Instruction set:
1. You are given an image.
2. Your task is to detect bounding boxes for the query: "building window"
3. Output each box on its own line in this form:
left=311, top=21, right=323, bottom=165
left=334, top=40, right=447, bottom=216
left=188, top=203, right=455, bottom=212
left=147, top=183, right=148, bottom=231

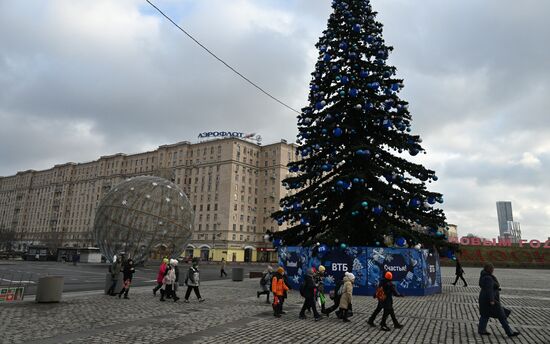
left=233, top=224, right=236, bottom=231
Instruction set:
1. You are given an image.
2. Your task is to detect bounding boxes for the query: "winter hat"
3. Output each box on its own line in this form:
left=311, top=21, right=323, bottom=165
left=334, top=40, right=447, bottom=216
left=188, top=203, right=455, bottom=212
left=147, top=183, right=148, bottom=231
left=347, top=273, right=355, bottom=281
left=385, top=272, right=393, bottom=280
left=267, top=265, right=273, bottom=272
left=162, top=258, right=169, bottom=264
left=277, top=267, right=285, bottom=274
left=170, top=259, right=178, bottom=266
left=318, top=265, right=326, bottom=272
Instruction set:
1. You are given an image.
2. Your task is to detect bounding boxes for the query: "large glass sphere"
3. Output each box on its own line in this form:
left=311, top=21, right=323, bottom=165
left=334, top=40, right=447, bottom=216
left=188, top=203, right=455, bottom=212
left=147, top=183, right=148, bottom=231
left=93, top=176, right=193, bottom=264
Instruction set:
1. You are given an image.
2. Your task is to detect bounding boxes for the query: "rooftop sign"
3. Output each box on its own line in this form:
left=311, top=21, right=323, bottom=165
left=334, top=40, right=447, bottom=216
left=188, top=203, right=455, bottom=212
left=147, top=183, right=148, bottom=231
left=197, top=131, right=262, bottom=144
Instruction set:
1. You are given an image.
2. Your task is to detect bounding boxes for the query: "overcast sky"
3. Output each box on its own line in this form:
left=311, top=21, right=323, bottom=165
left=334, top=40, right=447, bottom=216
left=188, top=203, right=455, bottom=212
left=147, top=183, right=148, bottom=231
left=1, top=0, right=549, bottom=240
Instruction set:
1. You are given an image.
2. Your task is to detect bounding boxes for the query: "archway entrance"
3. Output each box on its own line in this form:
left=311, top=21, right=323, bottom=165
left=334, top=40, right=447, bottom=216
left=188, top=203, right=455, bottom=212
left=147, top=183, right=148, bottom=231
left=200, top=247, right=210, bottom=261
left=244, top=248, right=253, bottom=263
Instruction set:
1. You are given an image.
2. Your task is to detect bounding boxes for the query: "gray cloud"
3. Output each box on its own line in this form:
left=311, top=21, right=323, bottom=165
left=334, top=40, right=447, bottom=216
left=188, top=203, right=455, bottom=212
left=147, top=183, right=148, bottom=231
left=1, top=0, right=549, bottom=240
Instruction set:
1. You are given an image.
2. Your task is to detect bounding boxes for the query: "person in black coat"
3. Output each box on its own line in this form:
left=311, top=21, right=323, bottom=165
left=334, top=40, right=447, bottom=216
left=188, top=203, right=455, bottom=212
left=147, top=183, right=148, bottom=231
left=299, top=268, right=321, bottom=320
left=478, top=263, right=520, bottom=337
left=452, top=258, right=468, bottom=287
left=367, top=272, right=404, bottom=331
left=118, top=258, right=135, bottom=299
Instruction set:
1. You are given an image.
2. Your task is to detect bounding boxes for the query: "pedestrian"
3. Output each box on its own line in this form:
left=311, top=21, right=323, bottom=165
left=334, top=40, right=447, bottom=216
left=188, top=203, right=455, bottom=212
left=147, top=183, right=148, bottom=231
left=107, top=254, right=122, bottom=296
left=184, top=258, right=205, bottom=303
left=118, top=258, right=135, bottom=299
left=257, top=265, right=272, bottom=303
left=322, top=275, right=344, bottom=318
left=161, top=259, right=180, bottom=302
left=452, top=258, right=468, bottom=287
left=220, top=257, right=227, bottom=278
left=338, top=272, right=355, bottom=322
left=153, top=257, right=169, bottom=297
left=315, top=265, right=327, bottom=313
left=72, top=252, right=79, bottom=266
left=271, top=267, right=289, bottom=317
left=478, top=263, right=520, bottom=337
left=367, top=272, right=404, bottom=331
left=299, top=268, right=321, bottom=321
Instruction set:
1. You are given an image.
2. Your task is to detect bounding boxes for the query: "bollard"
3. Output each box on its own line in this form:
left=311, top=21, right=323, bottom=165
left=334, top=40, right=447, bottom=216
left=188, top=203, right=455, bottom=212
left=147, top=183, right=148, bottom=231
left=232, top=267, right=244, bottom=281
left=35, top=276, right=64, bottom=303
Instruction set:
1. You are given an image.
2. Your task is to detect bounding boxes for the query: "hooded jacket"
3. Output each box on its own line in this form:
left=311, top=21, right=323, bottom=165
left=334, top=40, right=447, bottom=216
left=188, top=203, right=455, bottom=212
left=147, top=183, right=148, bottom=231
left=271, top=272, right=289, bottom=296
left=156, top=262, right=167, bottom=284
left=338, top=275, right=354, bottom=310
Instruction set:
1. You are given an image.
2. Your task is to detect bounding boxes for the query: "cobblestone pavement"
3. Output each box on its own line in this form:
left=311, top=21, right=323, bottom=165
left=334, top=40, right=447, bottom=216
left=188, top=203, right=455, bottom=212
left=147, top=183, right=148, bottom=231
left=0, top=267, right=548, bottom=344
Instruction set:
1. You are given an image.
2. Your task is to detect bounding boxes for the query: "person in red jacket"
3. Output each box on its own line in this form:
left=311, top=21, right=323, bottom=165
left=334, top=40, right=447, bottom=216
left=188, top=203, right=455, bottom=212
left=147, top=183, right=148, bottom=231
left=153, top=257, right=169, bottom=296
left=271, top=267, right=289, bottom=317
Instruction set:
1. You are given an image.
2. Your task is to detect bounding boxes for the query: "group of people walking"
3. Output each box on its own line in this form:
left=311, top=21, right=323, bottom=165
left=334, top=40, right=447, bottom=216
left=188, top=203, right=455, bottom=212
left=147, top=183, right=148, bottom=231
left=256, top=264, right=402, bottom=330
left=152, top=257, right=205, bottom=303
left=106, top=254, right=204, bottom=304
left=256, top=260, right=520, bottom=338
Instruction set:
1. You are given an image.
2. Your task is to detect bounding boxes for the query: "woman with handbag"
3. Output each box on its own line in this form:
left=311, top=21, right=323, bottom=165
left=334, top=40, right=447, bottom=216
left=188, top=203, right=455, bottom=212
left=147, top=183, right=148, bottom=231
left=478, top=263, right=519, bottom=337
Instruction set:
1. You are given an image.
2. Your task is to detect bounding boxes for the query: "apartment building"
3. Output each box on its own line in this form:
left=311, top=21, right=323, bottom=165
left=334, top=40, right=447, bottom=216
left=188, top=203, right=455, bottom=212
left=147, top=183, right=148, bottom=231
left=0, top=137, right=297, bottom=262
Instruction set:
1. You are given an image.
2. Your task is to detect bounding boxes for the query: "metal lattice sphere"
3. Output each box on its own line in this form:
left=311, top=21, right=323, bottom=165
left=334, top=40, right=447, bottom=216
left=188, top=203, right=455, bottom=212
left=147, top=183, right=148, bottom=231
left=93, top=176, right=193, bottom=264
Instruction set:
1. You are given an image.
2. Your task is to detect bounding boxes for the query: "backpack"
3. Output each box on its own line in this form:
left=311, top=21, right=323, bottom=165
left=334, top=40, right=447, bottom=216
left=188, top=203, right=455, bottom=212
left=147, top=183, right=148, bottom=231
left=375, top=285, right=386, bottom=302
left=337, top=284, right=345, bottom=296
left=260, top=273, right=268, bottom=286
left=299, top=281, right=306, bottom=297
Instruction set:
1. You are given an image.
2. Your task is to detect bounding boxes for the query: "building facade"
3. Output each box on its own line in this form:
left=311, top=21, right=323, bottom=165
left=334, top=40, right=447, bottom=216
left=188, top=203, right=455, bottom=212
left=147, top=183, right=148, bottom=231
left=496, top=201, right=521, bottom=243
left=0, top=137, right=297, bottom=262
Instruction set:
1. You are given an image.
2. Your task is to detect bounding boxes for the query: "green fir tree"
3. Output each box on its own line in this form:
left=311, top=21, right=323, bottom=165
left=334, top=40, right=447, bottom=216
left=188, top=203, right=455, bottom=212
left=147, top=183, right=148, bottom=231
left=272, top=0, right=451, bottom=250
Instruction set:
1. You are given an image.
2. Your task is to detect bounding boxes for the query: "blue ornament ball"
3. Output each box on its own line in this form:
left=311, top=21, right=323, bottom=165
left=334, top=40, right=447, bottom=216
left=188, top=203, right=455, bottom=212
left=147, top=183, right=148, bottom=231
left=336, top=180, right=345, bottom=188
left=396, top=237, right=406, bottom=247
left=361, top=201, right=369, bottom=207
left=333, top=127, right=343, bottom=137
left=323, top=53, right=331, bottom=62
left=341, top=76, right=349, bottom=84
left=391, top=83, right=400, bottom=91
left=352, top=178, right=359, bottom=184
left=340, top=243, right=347, bottom=249
left=360, top=70, right=369, bottom=78
left=349, top=88, right=358, bottom=97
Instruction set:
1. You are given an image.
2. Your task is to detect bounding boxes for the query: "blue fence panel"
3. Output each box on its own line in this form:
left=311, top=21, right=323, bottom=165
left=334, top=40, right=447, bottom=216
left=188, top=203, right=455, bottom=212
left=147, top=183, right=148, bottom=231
left=278, top=246, right=441, bottom=296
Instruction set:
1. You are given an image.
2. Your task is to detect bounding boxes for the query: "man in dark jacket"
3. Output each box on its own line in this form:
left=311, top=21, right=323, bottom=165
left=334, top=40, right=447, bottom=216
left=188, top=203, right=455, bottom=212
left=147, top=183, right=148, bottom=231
left=452, top=258, right=467, bottom=287
left=299, top=268, right=321, bottom=320
left=368, top=272, right=404, bottom=331
left=478, top=263, right=520, bottom=337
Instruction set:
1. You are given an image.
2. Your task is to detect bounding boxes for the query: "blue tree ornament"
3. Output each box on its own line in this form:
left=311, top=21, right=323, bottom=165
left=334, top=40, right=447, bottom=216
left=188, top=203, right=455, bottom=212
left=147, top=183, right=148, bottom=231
left=396, top=237, right=406, bottom=247
left=341, top=76, right=350, bottom=84
left=349, top=88, right=359, bottom=97
left=391, top=83, right=400, bottom=91
left=361, top=201, right=369, bottom=207
left=333, top=127, right=343, bottom=137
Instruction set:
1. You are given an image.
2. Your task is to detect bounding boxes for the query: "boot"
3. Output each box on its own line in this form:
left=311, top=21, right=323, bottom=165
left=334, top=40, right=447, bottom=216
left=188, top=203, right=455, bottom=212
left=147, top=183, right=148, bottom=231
left=342, top=309, right=350, bottom=322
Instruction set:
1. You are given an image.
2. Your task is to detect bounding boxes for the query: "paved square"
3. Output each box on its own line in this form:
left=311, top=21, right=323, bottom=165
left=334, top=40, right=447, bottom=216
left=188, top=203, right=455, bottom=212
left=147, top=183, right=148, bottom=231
left=0, top=267, right=548, bottom=343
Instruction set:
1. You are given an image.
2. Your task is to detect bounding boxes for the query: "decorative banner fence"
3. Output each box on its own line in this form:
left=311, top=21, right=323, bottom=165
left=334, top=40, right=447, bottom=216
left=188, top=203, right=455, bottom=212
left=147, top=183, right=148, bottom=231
left=278, top=246, right=441, bottom=296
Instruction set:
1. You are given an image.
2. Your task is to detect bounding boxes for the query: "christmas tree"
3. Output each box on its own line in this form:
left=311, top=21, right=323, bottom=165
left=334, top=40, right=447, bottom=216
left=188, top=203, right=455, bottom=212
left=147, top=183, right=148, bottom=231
left=272, top=0, right=451, bottom=250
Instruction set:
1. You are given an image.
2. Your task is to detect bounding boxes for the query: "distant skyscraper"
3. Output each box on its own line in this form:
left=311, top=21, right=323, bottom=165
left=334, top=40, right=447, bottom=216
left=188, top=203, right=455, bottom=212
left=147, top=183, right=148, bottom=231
left=496, top=201, right=521, bottom=243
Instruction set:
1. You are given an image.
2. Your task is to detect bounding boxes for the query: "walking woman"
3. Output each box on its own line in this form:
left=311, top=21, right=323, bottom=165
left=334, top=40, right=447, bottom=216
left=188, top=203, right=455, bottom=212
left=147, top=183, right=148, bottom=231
left=452, top=258, right=468, bottom=287
left=478, top=263, right=520, bottom=337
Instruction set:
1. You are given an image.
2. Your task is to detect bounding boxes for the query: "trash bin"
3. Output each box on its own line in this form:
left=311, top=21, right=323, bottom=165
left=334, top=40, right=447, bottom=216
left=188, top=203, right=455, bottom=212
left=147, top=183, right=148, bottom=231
left=104, top=273, right=124, bottom=295
left=35, top=276, right=64, bottom=303
left=232, top=267, right=244, bottom=281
